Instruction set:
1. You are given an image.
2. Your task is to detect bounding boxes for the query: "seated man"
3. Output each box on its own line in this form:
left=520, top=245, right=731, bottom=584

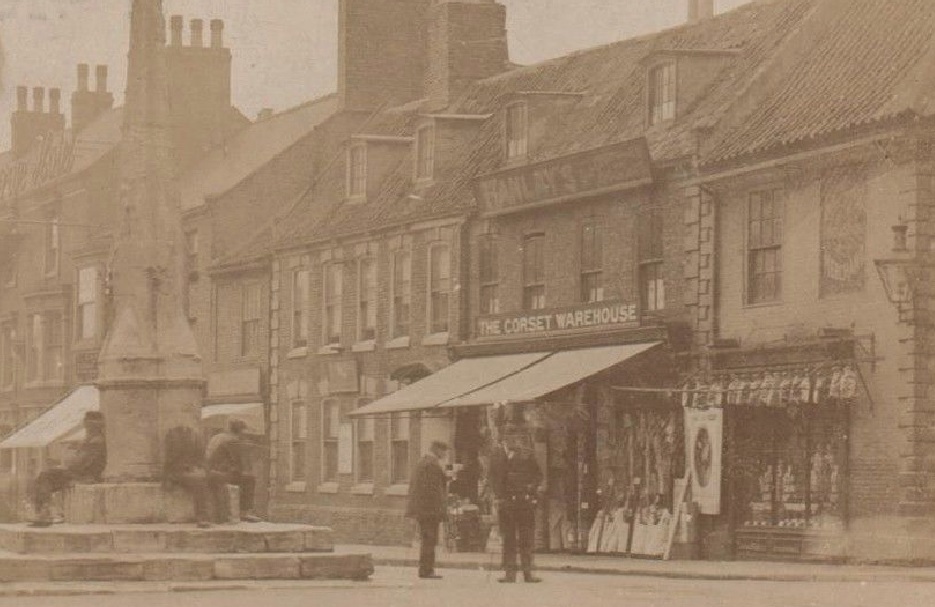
left=30, top=411, right=107, bottom=527
left=163, top=425, right=226, bottom=528
left=206, top=419, right=262, bottom=523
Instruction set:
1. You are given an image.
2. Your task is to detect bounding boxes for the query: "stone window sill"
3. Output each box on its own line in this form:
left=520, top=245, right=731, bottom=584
left=384, top=484, right=410, bottom=497
left=351, top=483, right=375, bottom=495
left=287, top=346, right=308, bottom=359
left=422, top=332, right=449, bottom=347
left=386, top=336, right=411, bottom=350
left=351, top=340, right=376, bottom=353
left=317, top=345, right=343, bottom=356
left=284, top=481, right=307, bottom=494
left=317, top=482, right=339, bottom=494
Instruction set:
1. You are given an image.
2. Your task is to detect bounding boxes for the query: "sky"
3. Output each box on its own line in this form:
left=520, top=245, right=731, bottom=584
left=0, top=0, right=753, bottom=146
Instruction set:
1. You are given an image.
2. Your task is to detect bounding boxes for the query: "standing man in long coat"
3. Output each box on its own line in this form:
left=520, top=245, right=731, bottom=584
left=490, top=432, right=543, bottom=583
left=406, top=440, right=449, bottom=579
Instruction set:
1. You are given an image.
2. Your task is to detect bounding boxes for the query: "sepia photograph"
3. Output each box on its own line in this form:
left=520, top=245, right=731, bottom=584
left=0, top=0, right=934, bottom=604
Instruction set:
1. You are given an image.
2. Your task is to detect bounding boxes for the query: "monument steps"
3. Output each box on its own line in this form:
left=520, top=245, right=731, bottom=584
left=0, top=551, right=373, bottom=583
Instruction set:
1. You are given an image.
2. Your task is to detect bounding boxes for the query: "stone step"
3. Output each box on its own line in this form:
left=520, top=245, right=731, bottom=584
left=0, top=523, right=333, bottom=555
left=0, top=551, right=373, bottom=583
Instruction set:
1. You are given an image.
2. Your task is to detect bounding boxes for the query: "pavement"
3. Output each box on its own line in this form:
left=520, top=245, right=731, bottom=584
left=338, top=543, right=935, bottom=584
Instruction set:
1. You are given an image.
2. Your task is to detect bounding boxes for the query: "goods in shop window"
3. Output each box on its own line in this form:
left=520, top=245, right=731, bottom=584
left=681, top=380, right=694, bottom=408
left=759, top=372, right=778, bottom=406
left=746, top=375, right=761, bottom=406
left=708, top=377, right=724, bottom=407
left=726, top=375, right=742, bottom=405
left=792, top=371, right=811, bottom=404
left=811, top=373, right=829, bottom=404
left=778, top=372, right=794, bottom=405
left=839, top=365, right=858, bottom=399
left=829, top=365, right=843, bottom=399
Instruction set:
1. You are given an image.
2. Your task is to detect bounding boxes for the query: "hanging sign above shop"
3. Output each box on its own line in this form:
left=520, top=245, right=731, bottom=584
left=477, top=302, right=639, bottom=338
left=474, top=138, right=652, bottom=216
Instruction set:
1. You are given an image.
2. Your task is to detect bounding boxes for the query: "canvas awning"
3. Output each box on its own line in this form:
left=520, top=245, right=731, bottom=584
left=349, top=352, right=551, bottom=416
left=201, top=402, right=264, bottom=434
left=440, top=342, right=661, bottom=408
left=350, top=342, right=661, bottom=416
left=0, top=385, right=99, bottom=449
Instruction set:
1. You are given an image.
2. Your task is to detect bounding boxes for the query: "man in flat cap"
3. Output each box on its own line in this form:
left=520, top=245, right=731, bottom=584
left=29, top=410, right=107, bottom=527
left=206, top=419, right=262, bottom=523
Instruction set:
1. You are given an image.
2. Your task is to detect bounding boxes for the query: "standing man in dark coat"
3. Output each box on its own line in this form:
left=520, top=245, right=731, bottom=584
left=490, top=432, right=543, bottom=583
left=406, top=440, right=449, bottom=579
left=206, top=419, right=262, bottom=523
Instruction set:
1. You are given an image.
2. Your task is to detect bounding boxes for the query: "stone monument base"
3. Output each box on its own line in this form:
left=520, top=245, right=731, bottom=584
left=65, top=482, right=240, bottom=525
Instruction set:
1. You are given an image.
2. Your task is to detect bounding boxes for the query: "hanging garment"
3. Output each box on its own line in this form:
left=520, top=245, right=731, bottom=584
left=587, top=510, right=605, bottom=553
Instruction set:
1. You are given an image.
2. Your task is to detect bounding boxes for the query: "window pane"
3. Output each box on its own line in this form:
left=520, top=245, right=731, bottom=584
left=480, top=284, right=500, bottom=315
left=393, top=251, right=411, bottom=337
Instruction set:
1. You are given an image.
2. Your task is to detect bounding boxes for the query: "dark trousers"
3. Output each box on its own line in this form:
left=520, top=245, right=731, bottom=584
left=33, top=468, right=74, bottom=513
left=169, top=470, right=227, bottom=523
left=499, top=505, right=536, bottom=577
left=211, top=471, right=256, bottom=518
left=417, top=517, right=441, bottom=576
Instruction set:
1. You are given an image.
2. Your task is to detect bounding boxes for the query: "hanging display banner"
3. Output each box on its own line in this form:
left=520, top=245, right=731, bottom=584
left=684, top=408, right=723, bottom=515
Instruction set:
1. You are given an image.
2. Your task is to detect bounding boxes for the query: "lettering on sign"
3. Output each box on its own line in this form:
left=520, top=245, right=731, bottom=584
left=477, top=303, right=638, bottom=338
left=475, top=139, right=652, bottom=215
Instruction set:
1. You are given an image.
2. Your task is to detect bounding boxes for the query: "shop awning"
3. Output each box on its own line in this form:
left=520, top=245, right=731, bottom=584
left=440, top=342, right=661, bottom=408
left=0, top=385, right=99, bottom=449
left=201, top=402, right=264, bottom=434
left=349, top=352, right=552, bottom=417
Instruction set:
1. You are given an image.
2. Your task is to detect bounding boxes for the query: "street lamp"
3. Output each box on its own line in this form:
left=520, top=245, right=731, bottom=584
left=874, top=224, right=934, bottom=323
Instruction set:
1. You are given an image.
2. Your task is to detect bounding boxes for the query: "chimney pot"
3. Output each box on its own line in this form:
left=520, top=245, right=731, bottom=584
left=170, top=15, right=183, bottom=46
left=16, top=86, right=28, bottom=111
left=688, top=0, right=715, bottom=23
left=95, top=65, right=108, bottom=93
left=49, top=88, right=62, bottom=114
left=190, top=19, right=204, bottom=47
left=33, top=87, right=45, bottom=113
left=210, top=19, right=224, bottom=48
left=77, top=64, right=90, bottom=92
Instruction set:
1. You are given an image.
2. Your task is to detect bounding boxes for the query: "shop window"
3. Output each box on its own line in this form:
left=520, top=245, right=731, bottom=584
left=356, top=399, right=374, bottom=483
left=415, top=125, right=435, bottom=180
left=580, top=221, right=604, bottom=303
left=347, top=144, right=367, bottom=199
left=44, top=213, right=60, bottom=276
left=1, top=322, right=14, bottom=390
left=240, top=282, right=262, bottom=357
left=290, top=401, right=308, bottom=483
left=522, top=233, right=546, bottom=311
left=391, top=249, right=412, bottom=338
left=358, top=257, right=377, bottom=342
left=639, top=209, right=665, bottom=312
left=292, top=269, right=309, bottom=349
left=479, top=234, right=500, bottom=315
left=322, top=262, right=344, bottom=346
left=428, top=243, right=451, bottom=334
left=648, top=62, right=676, bottom=125
left=505, top=102, right=528, bottom=160
left=747, top=190, right=783, bottom=304
left=322, top=399, right=340, bottom=483
left=76, top=266, right=99, bottom=341
left=390, top=412, right=411, bottom=484
left=26, top=311, right=63, bottom=384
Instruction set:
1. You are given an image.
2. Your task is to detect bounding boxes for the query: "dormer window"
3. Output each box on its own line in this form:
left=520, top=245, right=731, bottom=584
left=648, top=62, right=676, bottom=125
left=415, top=125, right=435, bottom=181
left=347, top=144, right=367, bottom=198
left=505, top=102, right=528, bottom=160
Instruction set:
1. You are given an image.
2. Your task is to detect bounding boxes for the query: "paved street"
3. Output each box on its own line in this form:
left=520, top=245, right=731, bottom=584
left=1, top=567, right=933, bottom=607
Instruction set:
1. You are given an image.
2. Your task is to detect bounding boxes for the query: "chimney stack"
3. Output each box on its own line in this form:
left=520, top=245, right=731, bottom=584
left=170, top=15, right=183, bottom=46
left=96, top=65, right=108, bottom=94
left=210, top=19, right=224, bottom=49
left=688, top=0, right=715, bottom=23
left=77, top=64, right=90, bottom=93
left=16, top=86, right=28, bottom=112
left=48, top=88, right=62, bottom=115
left=72, top=63, right=115, bottom=135
left=190, top=19, right=204, bottom=47
left=33, top=87, right=45, bottom=113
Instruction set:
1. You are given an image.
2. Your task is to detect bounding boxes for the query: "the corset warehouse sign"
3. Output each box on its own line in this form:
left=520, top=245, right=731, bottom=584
left=477, top=303, right=638, bottom=338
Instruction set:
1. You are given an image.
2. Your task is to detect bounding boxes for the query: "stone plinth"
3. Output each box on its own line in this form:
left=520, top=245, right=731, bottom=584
left=65, top=483, right=239, bottom=525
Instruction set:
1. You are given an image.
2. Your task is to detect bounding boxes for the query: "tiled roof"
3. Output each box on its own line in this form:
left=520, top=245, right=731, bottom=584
left=704, top=0, right=935, bottom=165
left=179, top=94, right=339, bottom=211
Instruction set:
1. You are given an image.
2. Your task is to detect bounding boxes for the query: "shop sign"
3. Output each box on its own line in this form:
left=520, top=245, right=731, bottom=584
left=477, top=302, right=638, bottom=338
left=685, top=408, right=723, bottom=515
left=474, top=138, right=652, bottom=215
